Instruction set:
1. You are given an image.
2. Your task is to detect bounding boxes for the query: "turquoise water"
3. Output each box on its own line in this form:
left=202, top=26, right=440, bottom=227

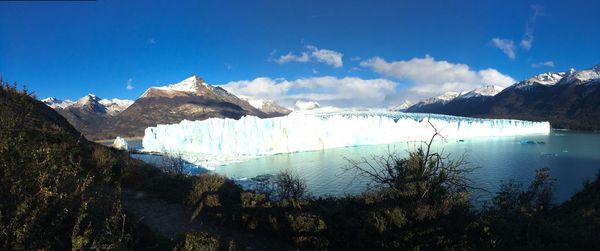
left=211, top=130, right=600, bottom=203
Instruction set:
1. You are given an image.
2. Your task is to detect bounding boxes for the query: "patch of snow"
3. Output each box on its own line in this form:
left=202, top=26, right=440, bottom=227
left=388, top=100, right=413, bottom=111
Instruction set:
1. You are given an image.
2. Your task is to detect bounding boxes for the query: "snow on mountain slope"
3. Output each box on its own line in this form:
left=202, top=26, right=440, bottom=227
left=509, top=72, right=567, bottom=90
left=142, top=112, right=550, bottom=168
left=137, top=75, right=267, bottom=117
left=42, top=97, right=75, bottom=109
left=457, top=85, right=503, bottom=99
left=42, top=94, right=133, bottom=116
left=140, top=75, right=211, bottom=98
left=99, top=98, right=134, bottom=116
left=558, top=65, right=600, bottom=85
left=237, top=95, right=292, bottom=116
left=412, top=92, right=462, bottom=108
left=388, top=100, right=413, bottom=111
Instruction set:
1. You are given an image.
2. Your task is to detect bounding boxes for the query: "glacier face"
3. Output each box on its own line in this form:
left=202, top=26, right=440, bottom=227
left=142, top=111, right=551, bottom=168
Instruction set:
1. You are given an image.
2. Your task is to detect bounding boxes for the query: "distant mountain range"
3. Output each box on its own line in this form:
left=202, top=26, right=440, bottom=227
left=42, top=75, right=291, bottom=140
left=406, top=64, right=600, bottom=130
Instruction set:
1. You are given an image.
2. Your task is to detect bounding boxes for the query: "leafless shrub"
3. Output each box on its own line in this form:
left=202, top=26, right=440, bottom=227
left=265, top=170, right=308, bottom=201
left=345, top=119, right=479, bottom=201
left=156, top=152, right=186, bottom=175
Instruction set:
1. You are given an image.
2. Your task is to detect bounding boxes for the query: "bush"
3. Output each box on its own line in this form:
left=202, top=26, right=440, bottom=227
left=269, top=170, right=308, bottom=201
left=157, top=152, right=186, bottom=175
left=0, top=82, right=130, bottom=249
left=482, top=168, right=558, bottom=249
left=174, top=231, right=220, bottom=251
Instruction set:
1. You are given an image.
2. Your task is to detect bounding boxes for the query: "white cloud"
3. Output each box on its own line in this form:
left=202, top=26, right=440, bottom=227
left=532, top=61, right=555, bottom=68
left=520, top=34, right=533, bottom=51
left=490, top=38, right=516, bottom=60
left=478, top=69, right=518, bottom=86
left=220, top=77, right=292, bottom=99
left=147, top=38, right=156, bottom=44
left=520, top=5, right=543, bottom=50
left=273, top=52, right=310, bottom=64
left=126, top=78, right=134, bottom=90
left=306, top=45, right=343, bottom=68
left=360, top=55, right=516, bottom=96
left=270, top=45, right=343, bottom=68
left=219, top=76, right=395, bottom=107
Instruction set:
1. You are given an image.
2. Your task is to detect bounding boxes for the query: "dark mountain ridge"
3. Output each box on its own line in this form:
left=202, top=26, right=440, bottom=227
left=406, top=64, right=600, bottom=131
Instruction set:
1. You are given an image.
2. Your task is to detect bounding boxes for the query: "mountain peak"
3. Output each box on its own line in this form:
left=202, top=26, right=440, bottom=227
left=458, top=85, right=503, bottom=99
left=76, top=93, right=101, bottom=106
left=42, top=97, right=75, bottom=109
left=42, top=97, right=59, bottom=103
left=141, top=75, right=211, bottom=98
left=557, top=65, right=600, bottom=85
left=388, top=100, right=413, bottom=111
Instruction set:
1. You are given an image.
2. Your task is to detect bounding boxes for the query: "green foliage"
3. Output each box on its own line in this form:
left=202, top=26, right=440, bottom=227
left=0, top=82, right=130, bottom=249
left=174, top=231, right=221, bottom=251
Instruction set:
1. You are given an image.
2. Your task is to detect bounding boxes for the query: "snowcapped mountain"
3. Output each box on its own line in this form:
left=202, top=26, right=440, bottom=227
left=388, top=100, right=413, bottom=111
left=41, top=93, right=133, bottom=138
left=100, top=75, right=277, bottom=139
left=410, top=85, right=502, bottom=111
left=42, top=97, right=74, bottom=109
left=43, top=94, right=133, bottom=115
left=39, top=75, right=291, bottom=139
left=407, top=84, right=507, bottom=114
left=508, top=72, right=567, bottom=91
left=406, top=63, right=600, bottom=130
left=407, top=92, right=462, bottom=112
left=140, top=75, right=209, bottom=98
left=457, top=85, right=503, bottom=99
left=98, top=98, right=134, bottom=116
left=238, top=96, right=292, bottom=117
left=424, top=92, right=462, bottom=104
left=557, top=64, right=600, bottom=85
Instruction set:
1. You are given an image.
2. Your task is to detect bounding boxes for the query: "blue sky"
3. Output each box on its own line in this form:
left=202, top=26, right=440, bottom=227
left=1, top=0, right=599, bottom=106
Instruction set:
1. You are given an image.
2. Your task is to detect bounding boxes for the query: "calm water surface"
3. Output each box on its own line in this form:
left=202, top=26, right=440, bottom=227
left=122, top=131, right=600, bottom=203
left=210, top=130, right=600, bottom=203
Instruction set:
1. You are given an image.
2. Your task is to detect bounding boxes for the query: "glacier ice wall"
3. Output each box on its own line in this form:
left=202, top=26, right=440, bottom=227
left=142, top=111, right=550, bottom=168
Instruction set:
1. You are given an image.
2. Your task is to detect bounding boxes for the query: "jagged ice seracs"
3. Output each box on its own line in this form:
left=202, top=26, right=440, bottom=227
left=142, top=111, right=551, bottom=169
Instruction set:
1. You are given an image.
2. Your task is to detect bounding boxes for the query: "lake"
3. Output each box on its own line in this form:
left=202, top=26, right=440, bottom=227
left=122, top=130, right=600, bottom=204
left=212, top=130, right=600, bottom=203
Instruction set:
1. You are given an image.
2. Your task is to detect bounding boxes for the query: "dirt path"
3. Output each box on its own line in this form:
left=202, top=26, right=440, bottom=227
left=121, top=189, right=292, bottom=250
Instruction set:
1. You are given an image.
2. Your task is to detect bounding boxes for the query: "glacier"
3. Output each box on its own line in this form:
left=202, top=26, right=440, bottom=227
left=142, top=110, right=551, bottom=169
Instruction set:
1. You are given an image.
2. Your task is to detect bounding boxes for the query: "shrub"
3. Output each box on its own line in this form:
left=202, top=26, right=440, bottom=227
left=174, top=231, right=220, bottom=251
left=157, top=152, right=186, bottom=175
left=270, top=170, right=308, bottom=201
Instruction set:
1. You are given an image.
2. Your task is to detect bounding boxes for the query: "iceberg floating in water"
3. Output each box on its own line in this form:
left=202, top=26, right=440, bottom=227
left=142, top=111, right=551, bottom=168
left=112, top=136, right=129, bottom=150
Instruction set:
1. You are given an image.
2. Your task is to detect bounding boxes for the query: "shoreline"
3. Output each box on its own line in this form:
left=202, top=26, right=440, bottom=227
left=94, top=136, right=144, bottom=143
